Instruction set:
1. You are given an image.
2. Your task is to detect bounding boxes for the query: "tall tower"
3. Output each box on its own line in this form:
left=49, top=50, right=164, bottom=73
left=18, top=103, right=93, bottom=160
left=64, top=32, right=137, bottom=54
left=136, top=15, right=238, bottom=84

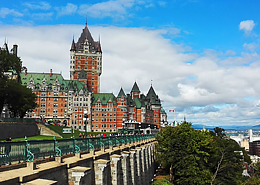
left=70, top=23, right=102, bottom=93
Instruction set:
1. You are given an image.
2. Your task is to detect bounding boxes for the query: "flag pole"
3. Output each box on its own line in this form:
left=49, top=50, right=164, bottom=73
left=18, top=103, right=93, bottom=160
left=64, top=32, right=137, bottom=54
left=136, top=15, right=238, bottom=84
left=174, top=110, right=176, bottom=126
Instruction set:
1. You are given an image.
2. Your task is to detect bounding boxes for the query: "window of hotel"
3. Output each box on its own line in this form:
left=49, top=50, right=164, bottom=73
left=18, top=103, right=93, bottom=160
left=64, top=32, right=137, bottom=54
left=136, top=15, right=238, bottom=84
left=41, top=103, right=45, bottom=107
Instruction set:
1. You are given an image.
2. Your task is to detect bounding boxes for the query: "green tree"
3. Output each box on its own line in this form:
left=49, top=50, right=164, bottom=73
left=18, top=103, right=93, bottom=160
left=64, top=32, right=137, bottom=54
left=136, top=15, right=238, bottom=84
left=0, top=49, right=37, bottom=117
left=155, top=122, right=214, bottom=185
left=155, top=123, right=247, bottom=185
left=210, top=128, right=248, bottom=185
left=244, top=162, right=260, bottom=185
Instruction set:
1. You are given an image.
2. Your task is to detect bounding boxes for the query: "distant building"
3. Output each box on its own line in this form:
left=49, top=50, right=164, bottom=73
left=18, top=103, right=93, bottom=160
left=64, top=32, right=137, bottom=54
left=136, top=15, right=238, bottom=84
left=249, top=140, right=260, bottom=156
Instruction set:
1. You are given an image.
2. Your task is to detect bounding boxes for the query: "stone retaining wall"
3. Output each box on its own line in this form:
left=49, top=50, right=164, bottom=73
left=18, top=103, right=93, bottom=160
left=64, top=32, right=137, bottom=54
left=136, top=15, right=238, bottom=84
left=0, top=122, right=39, bottom=140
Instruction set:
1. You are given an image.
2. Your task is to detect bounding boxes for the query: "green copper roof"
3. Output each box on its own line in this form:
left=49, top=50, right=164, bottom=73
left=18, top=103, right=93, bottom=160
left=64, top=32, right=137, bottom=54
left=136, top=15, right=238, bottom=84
left=92, top=93, right=117, bottom=105
left=133, top=97, right=142, bottom=108
left=160, top=108, right=166, bottom=114
left=131, top=82, right=140, bottom=93
left=117, top=87, right=126, bottom=98
left=20, top=72, right=88, bottom=92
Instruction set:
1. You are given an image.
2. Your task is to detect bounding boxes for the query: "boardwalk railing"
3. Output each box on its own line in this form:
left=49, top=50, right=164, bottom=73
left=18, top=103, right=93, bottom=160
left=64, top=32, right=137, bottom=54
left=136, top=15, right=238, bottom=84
left=0, top=134, right=155, bottom=165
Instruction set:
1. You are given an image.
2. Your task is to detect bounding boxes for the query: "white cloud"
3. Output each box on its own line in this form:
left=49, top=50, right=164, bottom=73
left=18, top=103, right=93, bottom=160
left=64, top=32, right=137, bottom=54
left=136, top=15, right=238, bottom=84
left=1, top=24, right=260, bottom=126
left=158, top=1, right=166, bottom=6
left=243, top=42, right=259, bottom=52
left=239, top=20, right=255, bottom=34
left=56, top=3, right=77, bottom=16
left=23, top=2, right=51, bottom=11
left=79, top=0, right=134, bottom=19
left=31, top=12, right=53, bottom=20
left=145, top=3, right=155, bottom=8
left=0, top=8, right=23, bottom=18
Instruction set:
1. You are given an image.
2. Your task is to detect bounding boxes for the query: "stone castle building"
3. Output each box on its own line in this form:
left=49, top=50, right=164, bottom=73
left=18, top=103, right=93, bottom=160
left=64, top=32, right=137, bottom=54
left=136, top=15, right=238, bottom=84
left=12, top=23, right=167, bottom=132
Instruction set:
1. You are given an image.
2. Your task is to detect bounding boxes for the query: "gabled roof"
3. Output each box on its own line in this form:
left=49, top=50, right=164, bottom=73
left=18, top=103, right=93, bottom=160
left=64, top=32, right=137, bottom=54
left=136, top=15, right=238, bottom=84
left=131, top=82, right=140, bottom=93
left=117, top=87, right=126, bottom=98
left=92, top=93, right=117, bottom=105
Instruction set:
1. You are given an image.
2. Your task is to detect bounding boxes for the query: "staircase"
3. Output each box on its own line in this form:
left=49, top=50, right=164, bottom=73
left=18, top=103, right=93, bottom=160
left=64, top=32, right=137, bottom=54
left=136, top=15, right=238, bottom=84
left=37, top=124, right=62, bottom=138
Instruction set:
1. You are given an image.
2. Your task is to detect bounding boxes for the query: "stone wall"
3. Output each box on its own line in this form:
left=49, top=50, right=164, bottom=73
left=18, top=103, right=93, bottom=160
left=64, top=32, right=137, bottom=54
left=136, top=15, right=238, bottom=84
left=0, top=122, right=39, bottom=140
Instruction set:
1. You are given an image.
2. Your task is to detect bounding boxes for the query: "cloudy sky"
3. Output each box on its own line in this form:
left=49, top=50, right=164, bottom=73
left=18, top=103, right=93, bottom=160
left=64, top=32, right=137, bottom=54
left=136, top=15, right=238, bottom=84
left=1, top=0, right=260, bottom=127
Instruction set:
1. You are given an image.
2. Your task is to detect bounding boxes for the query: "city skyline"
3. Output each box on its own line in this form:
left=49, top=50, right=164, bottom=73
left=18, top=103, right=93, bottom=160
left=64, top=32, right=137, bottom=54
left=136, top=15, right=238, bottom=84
left=1, top=0, right=260, bottom=126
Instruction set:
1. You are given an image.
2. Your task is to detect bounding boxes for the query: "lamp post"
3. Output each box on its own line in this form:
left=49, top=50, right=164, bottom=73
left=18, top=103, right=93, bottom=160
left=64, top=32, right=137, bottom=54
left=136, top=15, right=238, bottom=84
left=138, top=122, right=141, bottom=135
left=122, top=118, right=125, bottom=135
left=83, top=110, right=88, bottom=138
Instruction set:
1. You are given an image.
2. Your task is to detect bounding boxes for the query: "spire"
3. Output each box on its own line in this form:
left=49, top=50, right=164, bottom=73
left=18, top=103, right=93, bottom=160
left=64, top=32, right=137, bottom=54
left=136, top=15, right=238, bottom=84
left=70, top=37, right=76, bottom=51
left=147, top=85, right=157, bottom=98
left=117, top=87, right=126, bottom=98
left=97, top=34, right=102, bottom=53
left=131, top=82, right=140, bottom=93
left=86, top=15, right=87, bottom=25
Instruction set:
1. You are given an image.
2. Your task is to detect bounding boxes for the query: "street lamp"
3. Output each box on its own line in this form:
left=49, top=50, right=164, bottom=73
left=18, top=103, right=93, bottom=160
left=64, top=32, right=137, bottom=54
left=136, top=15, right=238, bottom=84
left=83, top=111, right=88, bottom=138
left=122, top=118, right=125, bottom=135
left=138, top=122, right=141, bottom=135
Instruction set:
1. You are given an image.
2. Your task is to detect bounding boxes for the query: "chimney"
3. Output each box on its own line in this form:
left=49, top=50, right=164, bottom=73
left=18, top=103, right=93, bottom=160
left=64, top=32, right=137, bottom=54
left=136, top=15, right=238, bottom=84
left=13, top=45, right=18, bottom=56
left=25, top=68, right=27, bottom=76
left=50, top=69, right=53, bottom=77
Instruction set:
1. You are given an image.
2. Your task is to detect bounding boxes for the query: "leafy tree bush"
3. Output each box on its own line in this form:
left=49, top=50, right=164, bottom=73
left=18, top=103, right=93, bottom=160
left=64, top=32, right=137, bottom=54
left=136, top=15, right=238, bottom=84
left=155, top=122, right=248, bottom=185
left=0, top=49, right=37, bottom=117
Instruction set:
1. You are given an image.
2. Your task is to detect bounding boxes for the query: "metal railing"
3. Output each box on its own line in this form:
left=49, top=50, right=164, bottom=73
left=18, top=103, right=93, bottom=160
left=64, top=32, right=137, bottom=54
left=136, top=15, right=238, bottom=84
left=0, top=134, right=155, bottom=165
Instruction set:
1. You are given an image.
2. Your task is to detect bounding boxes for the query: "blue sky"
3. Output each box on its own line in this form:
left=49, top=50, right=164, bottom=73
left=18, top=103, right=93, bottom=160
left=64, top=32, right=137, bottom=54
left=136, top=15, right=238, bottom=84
left=1, top=0, right=260, bottom=127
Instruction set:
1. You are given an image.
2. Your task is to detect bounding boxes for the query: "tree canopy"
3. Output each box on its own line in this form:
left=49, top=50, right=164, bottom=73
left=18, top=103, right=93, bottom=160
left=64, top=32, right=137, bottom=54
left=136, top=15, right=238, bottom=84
left=0, top=49, right=37, bottom=118
left=155, top=122, right=250, bottom=185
